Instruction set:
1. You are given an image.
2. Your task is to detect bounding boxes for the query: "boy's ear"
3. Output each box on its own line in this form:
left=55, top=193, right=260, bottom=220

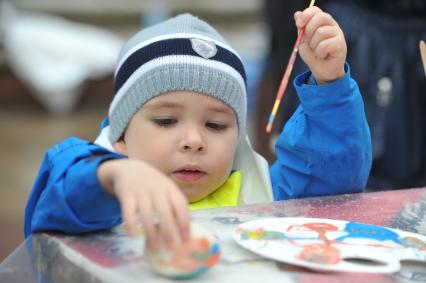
left=114, top=140, right=128, bottom=155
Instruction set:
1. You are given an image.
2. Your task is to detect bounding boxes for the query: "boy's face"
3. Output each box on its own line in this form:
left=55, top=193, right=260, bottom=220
left=114, top=91, right=239, bottom=202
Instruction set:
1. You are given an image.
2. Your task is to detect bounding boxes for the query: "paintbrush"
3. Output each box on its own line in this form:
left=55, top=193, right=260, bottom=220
left=420, top=40, right=426, bottom=78
left=266, top=0, right=316, bottom=133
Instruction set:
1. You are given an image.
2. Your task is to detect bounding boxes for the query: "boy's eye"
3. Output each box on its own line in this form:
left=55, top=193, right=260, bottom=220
left=206, top=122, right=227, bottom=131
left=153, top=118, right=177, bottom=127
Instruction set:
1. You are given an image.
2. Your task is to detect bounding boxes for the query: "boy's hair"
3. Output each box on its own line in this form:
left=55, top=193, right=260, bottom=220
left=107, top=13, right=248, bottom=143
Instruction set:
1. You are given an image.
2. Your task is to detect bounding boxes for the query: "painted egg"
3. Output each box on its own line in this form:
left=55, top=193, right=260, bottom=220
left=144, top=222, right=221, bottom=279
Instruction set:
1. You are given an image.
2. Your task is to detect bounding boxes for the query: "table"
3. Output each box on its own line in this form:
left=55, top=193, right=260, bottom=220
left=2, top=188, right=426, bottom=282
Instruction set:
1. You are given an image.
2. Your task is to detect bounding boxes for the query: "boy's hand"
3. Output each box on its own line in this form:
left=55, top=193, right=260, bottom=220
left=98, top=159, right=190, bottom=251
left=295, top=6, right=347, bottom=84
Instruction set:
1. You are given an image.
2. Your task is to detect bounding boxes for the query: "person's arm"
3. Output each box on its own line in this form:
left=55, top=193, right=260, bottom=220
left=270, top=6, right=372, bottom=199
left=25, top=136, right=191, bottom=251
left=24, top=137, right=124, bottom=238
left=270, top=65, right=372, bottom=199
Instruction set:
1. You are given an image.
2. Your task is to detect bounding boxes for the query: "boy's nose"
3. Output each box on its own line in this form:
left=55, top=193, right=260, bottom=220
left=179, top=127, right=206, bottom=154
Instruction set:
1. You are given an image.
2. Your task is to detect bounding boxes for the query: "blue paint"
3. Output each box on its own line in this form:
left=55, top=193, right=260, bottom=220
left=335, top=222, right=402, bottom=245
left=268, top=114, right=276, bottom=125
left=210, top=243, right=220, bottom=255
left=172, top=266, right=209, bottom=279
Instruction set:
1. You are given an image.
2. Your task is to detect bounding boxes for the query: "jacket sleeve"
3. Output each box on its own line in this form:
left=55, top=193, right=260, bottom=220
left=270, top=64, right=372, bottom=200
left=24, top=137, right=125, bottom=238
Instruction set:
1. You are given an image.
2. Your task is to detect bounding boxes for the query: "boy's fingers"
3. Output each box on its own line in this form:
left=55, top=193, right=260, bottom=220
left=294, top=6, right=322, bottom=29
left=138, top=197, right=159, bottom=251
left=314, top=36, right=345, bottom=59
left=121, top=196, right=137, bottom=238
left=304, top=12, right=336, bottom=43
left=154, top=193, right=177, bottom=250
left=309, top=25, right=338, bottom=52
left=171, top=192, right=190, bottom=242
left=294, top=11, right=302, bottom=26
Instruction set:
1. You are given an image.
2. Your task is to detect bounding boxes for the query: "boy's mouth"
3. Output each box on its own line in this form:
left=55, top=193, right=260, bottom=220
left=172, top=167, right=206, bottom=182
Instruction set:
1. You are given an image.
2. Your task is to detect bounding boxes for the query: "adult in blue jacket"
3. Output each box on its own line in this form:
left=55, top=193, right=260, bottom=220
left=25, top=8, right=372, bottom=250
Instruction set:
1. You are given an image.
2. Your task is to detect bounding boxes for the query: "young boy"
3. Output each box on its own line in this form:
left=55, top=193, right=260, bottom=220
left=24, top=7, right=372, bottom=251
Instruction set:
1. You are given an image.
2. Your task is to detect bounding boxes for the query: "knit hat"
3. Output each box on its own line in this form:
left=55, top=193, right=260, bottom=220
left=107, top=13, right=247, bottom=143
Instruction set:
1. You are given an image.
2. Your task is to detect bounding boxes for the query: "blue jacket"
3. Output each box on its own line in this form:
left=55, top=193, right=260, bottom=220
left=24, top=66, right=372, bottom=238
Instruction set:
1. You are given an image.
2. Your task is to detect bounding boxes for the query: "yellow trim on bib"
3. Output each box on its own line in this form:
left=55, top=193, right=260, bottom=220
left=189, top=171, right=242, bottom=211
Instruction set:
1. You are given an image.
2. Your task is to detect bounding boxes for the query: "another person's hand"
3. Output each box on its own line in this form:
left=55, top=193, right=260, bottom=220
left=294, top=6, right=347, bottom=84
left=98, top=159, right=190, bottom=251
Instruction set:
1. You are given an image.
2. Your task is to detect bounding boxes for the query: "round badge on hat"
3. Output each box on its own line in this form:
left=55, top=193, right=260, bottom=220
left=190, top=38, right=217, bottom=59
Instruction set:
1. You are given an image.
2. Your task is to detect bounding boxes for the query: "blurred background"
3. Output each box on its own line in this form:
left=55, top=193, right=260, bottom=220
left=0, top=0, right=425, bottom=262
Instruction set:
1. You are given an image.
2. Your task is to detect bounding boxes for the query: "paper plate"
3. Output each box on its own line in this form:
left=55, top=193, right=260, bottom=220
left=233, top=217, right=426, bottom=273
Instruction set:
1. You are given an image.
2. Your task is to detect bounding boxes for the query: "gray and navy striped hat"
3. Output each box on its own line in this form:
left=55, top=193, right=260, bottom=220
left=107, top=13, right=247, bottom=143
